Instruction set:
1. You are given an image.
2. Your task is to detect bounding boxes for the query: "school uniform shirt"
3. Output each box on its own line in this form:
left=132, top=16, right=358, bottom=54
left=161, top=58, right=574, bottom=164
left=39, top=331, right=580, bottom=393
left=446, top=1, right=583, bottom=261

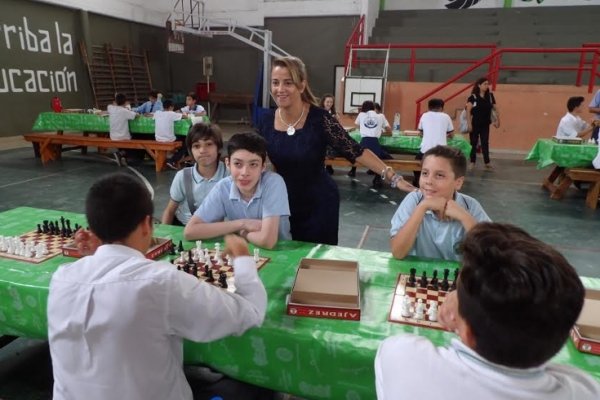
left=135, top=100, right=163, bottom=114
left=153, top=110, right=183, bottom=142
left=418, top=111, right=454, bottom=153
left=355, top=110, right=390, bottom=138
left=556, top=112, right=588, bottom=138
left=48, top=244, right=266, bottom=400
left=195, top=170, right=292, bottom=240
left=390, top=191, right=490, bottom=261
left=181, top=104, right=206, bottom=115
left=375, top=335, right=600, bottom=400
left=589, top=89, right=600, bottom=119
left=107, top=104, right=136, bottom=140
left=170, top=161, right=229, bottom=224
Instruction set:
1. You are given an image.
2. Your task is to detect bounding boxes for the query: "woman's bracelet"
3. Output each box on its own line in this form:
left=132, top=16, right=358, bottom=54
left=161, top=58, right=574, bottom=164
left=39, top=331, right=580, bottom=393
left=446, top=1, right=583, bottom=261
left=390, top=173, right=404, bottom=188
left=381, top=166, right=393, bottom=180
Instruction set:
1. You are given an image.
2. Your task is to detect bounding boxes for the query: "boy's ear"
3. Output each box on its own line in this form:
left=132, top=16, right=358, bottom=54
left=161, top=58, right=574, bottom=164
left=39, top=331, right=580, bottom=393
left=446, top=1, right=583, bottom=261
left=140, top=215, right=153, bottom=237
left=454, top=176, right=465, bottom=191
left=225, top=157, right=230, bottom=168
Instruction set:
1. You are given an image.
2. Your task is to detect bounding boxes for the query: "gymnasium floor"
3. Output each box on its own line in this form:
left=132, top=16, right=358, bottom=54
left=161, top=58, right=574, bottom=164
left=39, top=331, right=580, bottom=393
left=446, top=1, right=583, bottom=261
left=0, top=128, right=598, bottom=399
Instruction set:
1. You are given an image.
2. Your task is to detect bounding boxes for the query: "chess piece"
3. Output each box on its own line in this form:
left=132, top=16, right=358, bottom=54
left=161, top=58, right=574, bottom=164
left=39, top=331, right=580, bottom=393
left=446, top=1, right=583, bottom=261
left=253, top=248, right=260, bottom=263
left=206, top=269, right=215, bottom=283
left=427, top=301, right=438, bottom=322
left=407, top=268, right=417, bottom=287
left=202, top=263, right=209, bottom=277
left=450, top=268, right=459, bottom=291
left=179, top=251, right=186, bottom=264
left=191, top=265, right=198, bottom=277
left=37, top=224, right=42, bottom=234
left=66, top=219, right=72, bottom=236
left=419, top=271, right=428, bottom=288
left=43, top=220, right=49, bottom=234
left=187, top=250, right=194, bottom=265
left=183, top=263, right=190, bottom=274
left=214, top=242, right=220, bottom=253
left=430, top=270, right=439, bottom=287
left=218, top=272, right=228, bottom=289
left=400, top=294, right=412, bottom=318
left=414, top=299, right=425, bottom=320
left=177, top=240, right=184, bottom=253
left=169, top=242, right=176, bottom=256
left=440, top=268, right=450, bottom=291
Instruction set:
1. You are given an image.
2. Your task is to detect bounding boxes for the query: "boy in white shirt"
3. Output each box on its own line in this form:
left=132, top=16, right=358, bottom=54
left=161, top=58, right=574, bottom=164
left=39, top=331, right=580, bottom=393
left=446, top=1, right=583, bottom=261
left=556, top=96, right=597, bottom=139
left=180, top=92, right=206, bottom=117
left=107, top=93, right=137, bottom=166
left=154, top=99, right=183, bottom=143
left=376, top=222, right=600, bottom=400
left=414, top=98, right=454, bottom=185
left=48, top=173, right=269, bottom=400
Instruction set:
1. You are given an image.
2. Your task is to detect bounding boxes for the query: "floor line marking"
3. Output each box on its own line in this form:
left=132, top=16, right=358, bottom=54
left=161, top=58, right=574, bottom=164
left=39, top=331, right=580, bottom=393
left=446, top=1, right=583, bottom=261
left=356, top=225, right=371, bottom=249
left=126, top=166, right=155, bottom=200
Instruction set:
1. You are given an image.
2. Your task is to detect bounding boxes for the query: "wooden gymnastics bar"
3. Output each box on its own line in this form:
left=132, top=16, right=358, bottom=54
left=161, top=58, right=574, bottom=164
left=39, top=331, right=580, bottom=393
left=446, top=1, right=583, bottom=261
left=23, top=133, right=182, bottom=172
left=324, top=157, right=422, bottom=172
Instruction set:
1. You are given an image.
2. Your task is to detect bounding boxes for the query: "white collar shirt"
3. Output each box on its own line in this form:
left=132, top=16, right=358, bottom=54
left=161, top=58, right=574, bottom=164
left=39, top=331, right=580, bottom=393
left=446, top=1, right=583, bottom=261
left=48, top=244, right=266, bottom=400
left=418, top=110, right=454, bottom=153
left=153, top=110, right=183, bottom=142
left=375, top=334, right=600, bottom=400
left=107, top=105, right=136, bottom=140
left=556, top=112, right=587, bottom=138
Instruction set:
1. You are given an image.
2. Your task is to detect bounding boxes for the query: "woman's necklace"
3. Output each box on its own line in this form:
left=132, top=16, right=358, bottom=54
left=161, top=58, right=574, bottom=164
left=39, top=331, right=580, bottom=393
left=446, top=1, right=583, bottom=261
left=278, top=106, right=305, bottom=136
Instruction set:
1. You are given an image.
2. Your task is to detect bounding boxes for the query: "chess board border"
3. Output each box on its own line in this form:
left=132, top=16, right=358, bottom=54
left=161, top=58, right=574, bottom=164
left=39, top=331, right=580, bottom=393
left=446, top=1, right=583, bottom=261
left=63, top=237, right=173, bottom=260
left=388, top=273, right=455, bottom=331
left=0, top=230, right=73, bottom=264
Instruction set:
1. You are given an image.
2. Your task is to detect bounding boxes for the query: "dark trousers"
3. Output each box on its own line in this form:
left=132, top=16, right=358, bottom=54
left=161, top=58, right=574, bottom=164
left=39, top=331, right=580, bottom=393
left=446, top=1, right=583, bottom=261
left=469, top=125, right=491, bottom=164
left=413, top=151, right=424, bottom=187
left=593, top=126, right=599, bottom=143
left=168, top=135, right=188, bottom=164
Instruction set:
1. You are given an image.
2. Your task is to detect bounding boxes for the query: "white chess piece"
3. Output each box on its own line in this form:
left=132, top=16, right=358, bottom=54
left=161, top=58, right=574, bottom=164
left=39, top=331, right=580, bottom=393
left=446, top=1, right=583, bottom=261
left=414, top=299, right=425, bottom=320
left=214, top=242, right=220, bottom=252
left=253, top=248, right=260, bottom=263
left=400, top=294, right=412, bottom=318
left=427, top=300, right=438, bottom=322
left=179, top=251, right=186, bottom=264
left=204, top=248, right=210, bottom=262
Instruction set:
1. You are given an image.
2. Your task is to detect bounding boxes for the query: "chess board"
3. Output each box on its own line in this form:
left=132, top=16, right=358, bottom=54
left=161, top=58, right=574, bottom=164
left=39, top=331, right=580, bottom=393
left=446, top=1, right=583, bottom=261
left=0, top=230, right=73, bottom=264
left=172, top=249, right=269, bottom=291
left=388, top=272, right=456, bottom=330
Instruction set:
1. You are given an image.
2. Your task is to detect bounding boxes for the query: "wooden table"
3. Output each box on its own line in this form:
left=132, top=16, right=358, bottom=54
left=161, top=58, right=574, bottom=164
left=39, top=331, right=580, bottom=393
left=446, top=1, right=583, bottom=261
left=208, top=92, right=253, bottom=123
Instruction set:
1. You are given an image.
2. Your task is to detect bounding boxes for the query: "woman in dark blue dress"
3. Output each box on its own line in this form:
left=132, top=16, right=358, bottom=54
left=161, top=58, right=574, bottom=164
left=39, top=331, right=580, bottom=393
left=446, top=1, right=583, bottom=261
left=258, top=57, right=416, bottom=245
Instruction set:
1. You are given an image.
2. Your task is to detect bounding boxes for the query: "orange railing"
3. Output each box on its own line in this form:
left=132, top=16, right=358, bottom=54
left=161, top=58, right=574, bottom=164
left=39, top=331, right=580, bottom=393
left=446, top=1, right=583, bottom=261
left=414, top=47, right=600, bottom=126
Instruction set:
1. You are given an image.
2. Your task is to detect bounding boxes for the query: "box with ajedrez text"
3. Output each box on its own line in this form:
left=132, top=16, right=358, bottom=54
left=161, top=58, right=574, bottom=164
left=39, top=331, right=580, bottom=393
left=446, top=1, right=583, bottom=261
left=570, top=289, right=600, bottom=356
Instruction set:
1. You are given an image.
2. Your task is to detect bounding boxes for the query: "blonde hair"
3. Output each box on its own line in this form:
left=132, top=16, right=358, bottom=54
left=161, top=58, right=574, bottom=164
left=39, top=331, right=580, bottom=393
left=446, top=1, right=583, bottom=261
left=272, top=56, right=319, bottom=107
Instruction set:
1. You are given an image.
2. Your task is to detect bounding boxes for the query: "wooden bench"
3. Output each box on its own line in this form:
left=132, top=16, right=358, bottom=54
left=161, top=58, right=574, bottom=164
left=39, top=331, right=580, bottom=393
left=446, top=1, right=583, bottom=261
left=23, top=133, right=182, bottom=172
left=566, top=168, right=600, bottom=210
left=325, top=157, right=422, bottom=172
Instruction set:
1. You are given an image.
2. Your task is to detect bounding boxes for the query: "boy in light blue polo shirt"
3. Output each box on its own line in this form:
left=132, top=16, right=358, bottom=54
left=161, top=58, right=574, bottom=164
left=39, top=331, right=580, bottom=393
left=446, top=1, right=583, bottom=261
left=184, top=132, right=291, bottom=249
left=390, top=145, right=490, bottom=261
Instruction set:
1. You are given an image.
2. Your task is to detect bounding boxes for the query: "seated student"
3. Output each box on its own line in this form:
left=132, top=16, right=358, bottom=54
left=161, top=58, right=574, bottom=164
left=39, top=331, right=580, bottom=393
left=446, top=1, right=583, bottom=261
left=413, top=98, right=455, bottom=186
left=556, top=96, right=597, bottom=139
left=162, top=123, right=229, bottom=226
left=376, top=222, right=600, bottom=400
left=153, top=99, right=183, bottom=143
left=48, top=173, right=268, bottom=400
left=390, top=145, right=490, bottom=261
left=180, top=92, right=206, bottom=117
left=353, top=100, right=393, bottom=186
left=107, top=93, right=137, bottom=166
left=135, top=89, right=163, bottom=114
left=184, top=132, right=291, bottom=249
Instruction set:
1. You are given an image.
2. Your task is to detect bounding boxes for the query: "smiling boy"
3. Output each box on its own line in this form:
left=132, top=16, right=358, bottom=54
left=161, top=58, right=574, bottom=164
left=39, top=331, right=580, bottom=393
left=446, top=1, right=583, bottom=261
left=390, top=145, right=490, bottom=260
left=184, top=132, right=291, bottom=249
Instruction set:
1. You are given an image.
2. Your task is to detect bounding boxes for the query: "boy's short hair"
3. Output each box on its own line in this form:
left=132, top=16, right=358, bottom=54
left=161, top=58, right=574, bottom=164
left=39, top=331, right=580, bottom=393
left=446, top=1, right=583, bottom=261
left=457, top=222, right=584, bottom=368
left=428, top=98, right=445, bottom=110
left=186, top=123, right=224, bottom=154
left=149, top=90, right=159, bottom=98
left=567, top=96, right=584, bottom=112
left=85, top=173, right=153, bottom=243
left=227, top=132, right=267, bottom=162
left=374, top=102, right=382, bottom=113
left=187, top=92, right=197, bottom=101
left=162, top=99, right=173, bottom=110
left=361, top=100, right=375, bottom=112
left=422, top=145, right=466, bottom=177
left=115, top=93, right=127, bottom=106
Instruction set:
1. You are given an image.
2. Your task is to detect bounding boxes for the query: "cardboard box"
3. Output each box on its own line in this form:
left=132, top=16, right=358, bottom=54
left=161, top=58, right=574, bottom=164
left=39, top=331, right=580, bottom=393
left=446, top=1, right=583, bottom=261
left=570, top=289, right=600, bottom=355
left=62, top=237, right=173, bottom=260
left=552, top=136, right=583, bottom=145
left=287, top=258, right=360, bottom=321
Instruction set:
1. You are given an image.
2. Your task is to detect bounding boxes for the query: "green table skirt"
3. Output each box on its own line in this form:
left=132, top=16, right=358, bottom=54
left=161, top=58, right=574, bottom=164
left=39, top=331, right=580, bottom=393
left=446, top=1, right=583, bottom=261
left=1, top=207, right=598, bottom=399
left=31, top=112, right=208, bottom=136
left=348, top=130, right=472, bottom=156
left=525, top=139, right=599, bottom=169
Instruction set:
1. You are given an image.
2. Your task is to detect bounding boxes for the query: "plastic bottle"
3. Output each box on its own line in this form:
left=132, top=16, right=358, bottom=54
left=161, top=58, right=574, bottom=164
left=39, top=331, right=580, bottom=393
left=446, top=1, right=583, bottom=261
left=393, top=112, right=401, bottom=131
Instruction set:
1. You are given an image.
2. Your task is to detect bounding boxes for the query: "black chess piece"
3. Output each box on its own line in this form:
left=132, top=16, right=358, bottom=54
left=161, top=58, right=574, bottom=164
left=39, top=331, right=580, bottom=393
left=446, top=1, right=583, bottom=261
left=407, top=268, right=417, bottom=287
left=43, top=220, right=49, bottom=233
left=202, top=264, right=209, bottom=277
left=206, top=269, right=215, bottom=283
left=191, top=265, right=198, bottom=277
left=440, top=268, right=450, bottom=291
left=54, top=220, right=60, bottom=234
left=49, top=222, right=55, bottom=235
left=177, top=240, right=184, bottom=253
left=183, top=264, right=190, bottom=274
left=169, top=242, right=176, bottom=256
left=37, top=224, right=42, bottom=234
left=188, top=250, right=194, bottom=264
left=60, top=216, right=66, bottom=231
left=450, top=268, right=459, bottom=291
left=419, top=271, right=428, bottom=288
left=430, top=270, right=439, bottom=286
left=218, top=272, right=228, bottom=289
left=176, top=264, right=181, bottom=271
left=66, top=219, right=72, bottom=236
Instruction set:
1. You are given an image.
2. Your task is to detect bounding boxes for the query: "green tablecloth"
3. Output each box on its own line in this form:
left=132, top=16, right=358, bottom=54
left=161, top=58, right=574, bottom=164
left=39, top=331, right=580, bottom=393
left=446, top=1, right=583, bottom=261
left=525, top=139, right=599, bottom=169
left=1, top=207, right=599, bottom=399
left=32, top=112, right=203, bottom=136
left=348, top=130, right=472, bottom=156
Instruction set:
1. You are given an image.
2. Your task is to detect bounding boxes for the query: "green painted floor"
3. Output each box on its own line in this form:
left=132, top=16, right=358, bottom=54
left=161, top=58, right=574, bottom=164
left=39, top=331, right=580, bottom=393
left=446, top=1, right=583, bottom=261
left=0, top=144, right=598, bottom=399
